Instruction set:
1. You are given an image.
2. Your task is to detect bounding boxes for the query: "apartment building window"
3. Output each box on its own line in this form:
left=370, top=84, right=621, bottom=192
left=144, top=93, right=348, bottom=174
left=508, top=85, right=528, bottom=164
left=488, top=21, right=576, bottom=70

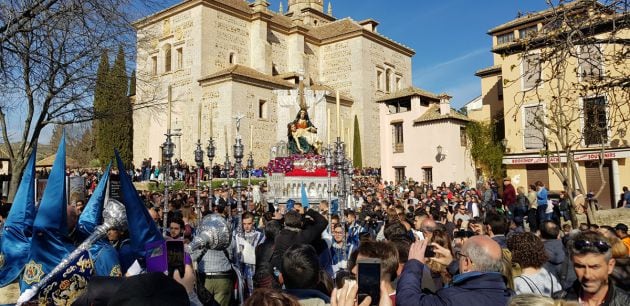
left=519, top=25, right=538, bottom=39
left=583, top=96, right=608, bottom=146
left=394, top=167, right=406, bottom=184
left=460, top=127, right=467, bottom=146
left=522, top=52, right=541, bottom=90
left=497, top=76, right=504, bottom=100
left=258, top=100, right=268, bottom=119
left=392, top=122, right=404, bottom=153
left=578, top=45, right=603, bottom=81
left=151, top=56, right=157, bottom=75
left=422, top=167, right=433, bottom=184
left=163, top=44, right=172, bottom=73
left=176, top=47, right=183, bottom=69
left=523, top=105, right=545, bottom=149
left=497, top=32, right=515, bottom=44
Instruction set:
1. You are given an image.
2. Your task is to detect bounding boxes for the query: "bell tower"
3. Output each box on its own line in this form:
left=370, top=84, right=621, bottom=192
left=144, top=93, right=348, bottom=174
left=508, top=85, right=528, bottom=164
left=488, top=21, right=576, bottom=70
left=287, top=0, right=324, bottom=15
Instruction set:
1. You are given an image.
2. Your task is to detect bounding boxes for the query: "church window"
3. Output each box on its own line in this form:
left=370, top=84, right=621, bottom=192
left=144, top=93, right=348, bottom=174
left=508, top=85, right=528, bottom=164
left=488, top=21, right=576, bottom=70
left=163, top=44, right=172, bottom=72
left=258, top=100, right=268, bottom=119
left=385, top=69, right=392, bottom=92
left=229, top=52, right=237, bottom=64
left=376, top=69, right=383, bottom=91
left=176, top=47, right=183, bottom=69
left=151, top=56, right=157, bottom=75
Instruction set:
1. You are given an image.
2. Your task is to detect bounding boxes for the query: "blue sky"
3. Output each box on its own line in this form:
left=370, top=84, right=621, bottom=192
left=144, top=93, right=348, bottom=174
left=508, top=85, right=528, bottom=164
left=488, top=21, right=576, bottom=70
left=281, top=0, right=551, bottom=109
left=32, top=0, right=553, bottom=143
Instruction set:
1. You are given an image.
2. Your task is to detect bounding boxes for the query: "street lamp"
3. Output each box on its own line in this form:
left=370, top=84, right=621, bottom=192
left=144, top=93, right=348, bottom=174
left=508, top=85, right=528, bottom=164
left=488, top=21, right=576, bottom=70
left=436, top=145, right=446, bottom=162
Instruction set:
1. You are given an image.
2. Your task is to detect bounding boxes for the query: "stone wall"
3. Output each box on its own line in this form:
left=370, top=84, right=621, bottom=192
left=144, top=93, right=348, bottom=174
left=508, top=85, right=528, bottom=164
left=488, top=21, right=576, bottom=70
left=576, top=209, right=630, bottom=226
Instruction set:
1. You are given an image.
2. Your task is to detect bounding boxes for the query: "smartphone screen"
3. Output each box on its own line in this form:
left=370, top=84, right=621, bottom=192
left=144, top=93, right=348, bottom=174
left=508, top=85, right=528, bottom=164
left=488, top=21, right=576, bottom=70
left=166, top=240, right=185, bottom=277
left=357, top=259, right=381, bottom=306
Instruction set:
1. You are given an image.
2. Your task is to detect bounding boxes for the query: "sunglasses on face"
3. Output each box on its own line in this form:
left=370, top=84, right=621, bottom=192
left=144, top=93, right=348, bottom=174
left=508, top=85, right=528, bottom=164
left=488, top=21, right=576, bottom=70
left=574, top=240, right=610, bottom=253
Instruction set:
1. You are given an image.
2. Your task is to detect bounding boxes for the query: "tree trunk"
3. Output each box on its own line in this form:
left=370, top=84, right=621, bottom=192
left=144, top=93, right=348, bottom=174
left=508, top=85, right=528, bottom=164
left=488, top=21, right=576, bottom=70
left=7, top=158, right=26, bottom=203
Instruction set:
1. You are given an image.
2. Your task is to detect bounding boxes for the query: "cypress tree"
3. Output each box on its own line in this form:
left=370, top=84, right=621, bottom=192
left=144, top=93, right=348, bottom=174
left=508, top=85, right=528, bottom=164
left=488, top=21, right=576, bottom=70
left=129, top=69, right=136, bottom=96
left=353, top=115, right=363, bottom=168
left=110, top=45, right=133, bottom=168
left=94, top=50, right=110, bottom=167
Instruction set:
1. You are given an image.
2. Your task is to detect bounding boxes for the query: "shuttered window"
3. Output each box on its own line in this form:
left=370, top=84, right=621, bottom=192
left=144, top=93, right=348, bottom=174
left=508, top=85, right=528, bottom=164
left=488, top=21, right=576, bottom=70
left=523, top=105, right=544, bottom=149
left=522, top=52, right=541, bottom=89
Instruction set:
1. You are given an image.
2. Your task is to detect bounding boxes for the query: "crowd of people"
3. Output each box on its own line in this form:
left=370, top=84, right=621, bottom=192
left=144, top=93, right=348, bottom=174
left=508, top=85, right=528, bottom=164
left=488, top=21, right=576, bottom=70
left=63, top=172, right=630, bottom=306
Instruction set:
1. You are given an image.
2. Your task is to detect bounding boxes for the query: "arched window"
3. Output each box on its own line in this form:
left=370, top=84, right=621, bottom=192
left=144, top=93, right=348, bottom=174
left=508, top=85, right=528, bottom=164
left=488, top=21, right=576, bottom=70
left=163, top=44, right=172, bottom=72
left=229, top=52, right=236, bottom=64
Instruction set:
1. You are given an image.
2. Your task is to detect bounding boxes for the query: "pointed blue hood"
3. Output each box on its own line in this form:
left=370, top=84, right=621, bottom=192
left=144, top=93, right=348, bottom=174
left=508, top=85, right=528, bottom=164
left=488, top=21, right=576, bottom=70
left=21, top=133, right=73, bottom=291
left=115, top=151, right=163, bottom=259
left=0, top=146, right=37, bottom=286
left=77, top=162, right=111, bottom=236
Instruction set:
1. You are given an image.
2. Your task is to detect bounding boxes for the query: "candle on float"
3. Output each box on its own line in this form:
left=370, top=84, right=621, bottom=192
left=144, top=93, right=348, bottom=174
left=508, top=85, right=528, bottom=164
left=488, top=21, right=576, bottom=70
left=167, top=85, right=172, bottom=131
left=336, top=90, right=340, bottom=139
left=250, top=124, right=253, bottom=151
left=208, top=104, right=213, bottom=138
left=197, top=103, right=202, bottom=140
left=224, top=125, right=228, bottom=150
left=327, top=108, right=331, bottom=145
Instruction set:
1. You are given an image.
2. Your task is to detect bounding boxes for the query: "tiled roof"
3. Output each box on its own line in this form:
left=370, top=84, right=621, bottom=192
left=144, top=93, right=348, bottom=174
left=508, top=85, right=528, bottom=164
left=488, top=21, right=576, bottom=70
left=221, top=0, right=254, bottom=13
left=474, top=65, right=501, bottom=77
left=308, top=18, right=363, bottom=40
left=375, top=86, right=439, bottom=102
left=413, top=105, right=470, bottom=124
left=198, top=65, right=294, bottom=87
left=488, top=0, right=594, bottom=34
left=307, top=18, right=414, bottom=55
left=310, top=84, right=354, bottom=102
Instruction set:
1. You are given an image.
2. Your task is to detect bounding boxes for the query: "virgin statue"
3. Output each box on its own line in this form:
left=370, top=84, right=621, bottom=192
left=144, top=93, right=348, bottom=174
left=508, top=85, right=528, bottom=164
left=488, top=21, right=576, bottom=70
left=287, top=108, right=321, bottom=155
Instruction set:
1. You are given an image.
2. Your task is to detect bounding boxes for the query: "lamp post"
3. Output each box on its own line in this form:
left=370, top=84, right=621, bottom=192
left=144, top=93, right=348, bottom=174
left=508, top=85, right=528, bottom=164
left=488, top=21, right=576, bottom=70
left=161, top=133, right=175, bottom=237
left=436, top=145, right=446, bottom=162
left=233, top=135, right=245, bottom=235
left=194, top=141, right=204, bottom=220
left=206, top=138, right=216, bottom=208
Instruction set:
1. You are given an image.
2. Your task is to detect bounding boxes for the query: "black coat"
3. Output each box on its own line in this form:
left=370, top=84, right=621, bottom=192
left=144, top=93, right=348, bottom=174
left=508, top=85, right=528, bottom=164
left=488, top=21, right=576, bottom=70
left=270, top=209, right=328, bottom=271
left=554, top=279, right=630, bottom=306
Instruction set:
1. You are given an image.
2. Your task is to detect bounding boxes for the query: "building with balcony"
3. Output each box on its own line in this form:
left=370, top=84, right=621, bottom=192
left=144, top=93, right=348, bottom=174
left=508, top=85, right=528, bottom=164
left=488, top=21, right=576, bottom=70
left=378, top=88, right=475, bottom=185
left=475, top=0, right=630, bottom=208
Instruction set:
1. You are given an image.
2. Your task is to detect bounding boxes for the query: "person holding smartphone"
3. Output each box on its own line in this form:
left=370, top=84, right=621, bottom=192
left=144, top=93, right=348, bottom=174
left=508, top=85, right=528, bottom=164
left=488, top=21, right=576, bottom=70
left=396, top=236, right=512, bottom=306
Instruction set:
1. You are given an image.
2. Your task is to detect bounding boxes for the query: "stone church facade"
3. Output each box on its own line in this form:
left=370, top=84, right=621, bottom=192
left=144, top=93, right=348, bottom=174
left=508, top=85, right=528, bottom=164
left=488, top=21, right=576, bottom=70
left=132, top=0, right=414, bottom=168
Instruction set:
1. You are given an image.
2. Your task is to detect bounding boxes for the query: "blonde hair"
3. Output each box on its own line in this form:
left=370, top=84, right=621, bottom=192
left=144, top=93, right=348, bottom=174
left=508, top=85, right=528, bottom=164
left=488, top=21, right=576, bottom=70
left=509, top=294, right=578, bottom=306
left=609, top=237, right=629, bottom=259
